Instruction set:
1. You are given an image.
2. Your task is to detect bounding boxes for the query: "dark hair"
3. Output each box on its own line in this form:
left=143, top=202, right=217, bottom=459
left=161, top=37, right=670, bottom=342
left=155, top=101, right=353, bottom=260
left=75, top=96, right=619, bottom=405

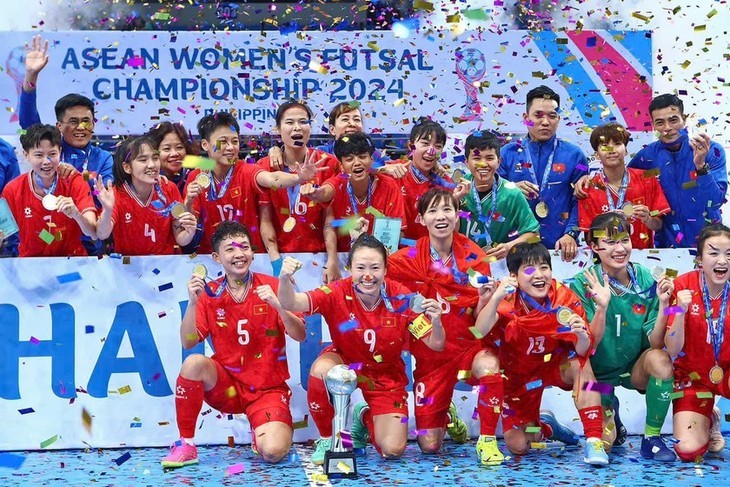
left=590, top=123, right=630, bottom=151
left=587, top=213, right=631, bottom=246
left=416, top=187, right=458, bottom=216
left=54, top=93, right=95, bottom=121
left=112, top=136, right=157, bottom=188
left=696, top=223, right=730, bottom=258
left=409, top=119, right=446, bottom=146
left=649, top=94, right=684, bottom=118
left=347, top=233, right=387, bottom=268
left=526, top=85, right=560, bottom=111
left=506, top=242, right=552, bottom=274
left=334, top=131, right=374, bottom=159
left=464, top=131, right=501, bottom=159
left=147, top=121, right=193, bottom=155
left=20, top=123, right=61, bottom=152
left=275, top=100, right=313, bottom=127
left=328, top=101, right=361, bottom=127
left=197, top=111, right=240, bottom=141
left=211, top=220, right=252, bottom=254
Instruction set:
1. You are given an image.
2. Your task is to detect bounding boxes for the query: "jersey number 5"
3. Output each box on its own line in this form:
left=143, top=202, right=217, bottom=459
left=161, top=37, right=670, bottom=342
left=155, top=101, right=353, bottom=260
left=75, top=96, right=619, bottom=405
left=237, top=319, right=249, bottom=346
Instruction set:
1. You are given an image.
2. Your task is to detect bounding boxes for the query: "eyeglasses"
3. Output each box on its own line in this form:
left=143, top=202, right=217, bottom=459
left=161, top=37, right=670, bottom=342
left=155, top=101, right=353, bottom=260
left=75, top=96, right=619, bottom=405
left=61, top=117, right=94, bottom=129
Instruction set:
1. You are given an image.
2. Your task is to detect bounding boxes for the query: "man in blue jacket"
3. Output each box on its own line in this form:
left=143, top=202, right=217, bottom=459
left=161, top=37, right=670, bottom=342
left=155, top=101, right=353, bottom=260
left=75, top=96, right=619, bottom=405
left=499, top=85, right=588, bottom=261
left=627, top=94, right=726, bottom=247
left=19, top=36, right=113, bottom=185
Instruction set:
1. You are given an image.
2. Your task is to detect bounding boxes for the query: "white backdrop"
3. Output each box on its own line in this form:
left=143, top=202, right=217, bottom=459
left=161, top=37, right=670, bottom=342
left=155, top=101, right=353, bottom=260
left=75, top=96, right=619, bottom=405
left=1, top=248, right=723, bottom=451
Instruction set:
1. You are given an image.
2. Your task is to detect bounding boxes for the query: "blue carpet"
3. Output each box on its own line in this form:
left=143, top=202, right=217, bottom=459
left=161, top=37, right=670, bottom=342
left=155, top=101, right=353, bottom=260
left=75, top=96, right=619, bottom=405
left=1, top=436, right=728, bottom=486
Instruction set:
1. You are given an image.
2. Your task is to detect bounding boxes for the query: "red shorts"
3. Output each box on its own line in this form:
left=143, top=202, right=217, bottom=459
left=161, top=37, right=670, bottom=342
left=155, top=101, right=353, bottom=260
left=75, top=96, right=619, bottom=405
left=501, top=361, right=571, bottom=432
left=205, top=360, right=293, bottom=430
left=672, top=374, right=724, bottom=420
left=321, top=347, right=408, bottom=417
left=413, top=342, right=492, bottom=430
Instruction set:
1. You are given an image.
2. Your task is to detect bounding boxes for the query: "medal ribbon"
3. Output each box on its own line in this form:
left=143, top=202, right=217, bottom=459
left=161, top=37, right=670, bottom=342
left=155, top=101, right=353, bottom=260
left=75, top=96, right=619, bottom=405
left=209, top=166, right=234, bottom=201
left=518, top=290, right=559, bottom=314
left=284, top=165, right=301, bottom=219
left=346, top=176, right=374, bottom=215
left=469, top=175, right=500, bottom=247
left=63, top=143, right=92, bottom=173
left=34, top=171, right=58, bottom=196
left=700, top=273, right=730, bottom=365
left=429, top=245, right=468, bottom=285
left=204, top=273, right=251, bottom=298
left=603, top=263, right=656, bottom=298
left=602, top=169, right=630, bottom=211
left=522, top=137, right=559, bottom=200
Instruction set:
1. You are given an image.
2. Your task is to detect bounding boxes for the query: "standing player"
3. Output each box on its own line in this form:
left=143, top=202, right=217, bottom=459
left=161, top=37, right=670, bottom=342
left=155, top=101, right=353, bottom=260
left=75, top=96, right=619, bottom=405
left=665, top=224, right=730, bottom=461
left=0, top=124, right=98, bottom=256
left=95, top=136, right=198, bottom=255
left=474, top=242, right=610, bottom=466
left=182, top=112, right=322, bottom=263
left=577, top=123, right=670, bottom=249
left=396, top=120, right=455, bottom=242
left=162, top=221, right=305, bottom=468
left=387, top=188, right=504, bottom=465
left=459, top=131, right=540, bottom=259
left=256, top=101, right=341, bottom=282
left=571, top=213, right=676, bottom=460
left=320, top=132, right=406, bottom=252
left=499, top=85, right=588, bottom=261
left=277, top=234, right=445, bottom=463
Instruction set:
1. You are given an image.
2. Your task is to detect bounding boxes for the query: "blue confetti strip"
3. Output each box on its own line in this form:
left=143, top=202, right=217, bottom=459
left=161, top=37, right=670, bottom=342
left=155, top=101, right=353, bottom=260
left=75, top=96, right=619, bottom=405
left=158, top=282, right=174, bottom=292
left=0, top=452, right=25, bottom=469
left=56, top=272, right=82, bottom=284
left=114, top=451, right=131, bottom=466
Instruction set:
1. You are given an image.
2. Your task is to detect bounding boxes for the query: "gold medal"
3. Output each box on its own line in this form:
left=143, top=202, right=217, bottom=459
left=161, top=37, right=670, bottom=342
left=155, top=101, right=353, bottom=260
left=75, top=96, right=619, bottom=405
left=622, top=203, right=634, bottom=217
left=282, top=216, right=296, bottom=233
left=556, top=307, right=573, bottom=326
left=535, top=201, right=549, bottom=218
left=192, top=264, right=208, bottom=279
left=195, top=172, right=211, bottom=189
left=452, top=169, right=465, bottom=183
left=170, top=203, right=187, bottom=219
left=42, top=194, right=58, bottom=211
left=709, top=364, right=724, bottom=385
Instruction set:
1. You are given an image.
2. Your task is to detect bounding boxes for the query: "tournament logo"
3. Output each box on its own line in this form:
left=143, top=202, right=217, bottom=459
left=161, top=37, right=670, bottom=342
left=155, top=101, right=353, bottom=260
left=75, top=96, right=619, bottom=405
left=454, top=48, right=486, bottom=122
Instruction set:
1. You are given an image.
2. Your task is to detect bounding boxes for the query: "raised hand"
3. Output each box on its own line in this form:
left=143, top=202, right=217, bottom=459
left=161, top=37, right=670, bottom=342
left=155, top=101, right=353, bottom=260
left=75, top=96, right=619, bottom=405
left=280, top=256, right=303, bottom=277
left=24, top=35, right=49, bottom=77
left=657, top=276, right=674, bottom=305
left=187, top=275, right=206, bottom=304
left=269, top=146, right=285, bottom=171
left=584, top=267, right=611, bottom=309
left=95, top=174, right=115, bottom=211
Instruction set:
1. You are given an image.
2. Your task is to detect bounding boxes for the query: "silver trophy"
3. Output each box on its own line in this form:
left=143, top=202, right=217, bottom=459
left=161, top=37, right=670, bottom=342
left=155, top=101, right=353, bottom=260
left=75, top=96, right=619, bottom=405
left=323, top=364, right=358, bottom=478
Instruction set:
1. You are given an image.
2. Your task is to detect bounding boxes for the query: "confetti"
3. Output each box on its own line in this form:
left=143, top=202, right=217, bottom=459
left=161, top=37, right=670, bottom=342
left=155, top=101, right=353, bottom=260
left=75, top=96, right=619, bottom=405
left=114, top=452, right=131, bottom=466
left=225, top=463, right=245, bottom=476
left=40, top=435, right=58, bottom=449
left=56, top=272, right=82, bottom=284
left=0, top=453, right=25, bottom=469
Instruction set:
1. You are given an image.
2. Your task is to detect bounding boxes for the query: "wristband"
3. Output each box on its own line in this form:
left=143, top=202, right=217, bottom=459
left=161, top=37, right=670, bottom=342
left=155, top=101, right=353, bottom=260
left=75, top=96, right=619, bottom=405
left=695, top=163, right=710, bottom=176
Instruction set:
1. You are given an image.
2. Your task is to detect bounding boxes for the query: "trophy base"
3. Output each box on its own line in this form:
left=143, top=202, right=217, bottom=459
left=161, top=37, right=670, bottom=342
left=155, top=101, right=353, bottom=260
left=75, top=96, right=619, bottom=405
left=323, top=450, right=358, bottom=478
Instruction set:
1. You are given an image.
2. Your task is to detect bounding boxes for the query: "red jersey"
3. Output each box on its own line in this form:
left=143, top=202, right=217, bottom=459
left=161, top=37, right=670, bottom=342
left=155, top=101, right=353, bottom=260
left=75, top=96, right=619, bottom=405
left=669, top=270, right=730, bottom=391
left=496, top=280, right=588, bottom=378
left=185, top=162, right=270, bottom=254
left=306, top=277, right=415, bottom=389
left=196, top=273, right=290, bottom=390
left=397, top=165, right=454, bottom=241
left=388, top=233, right=492, bottom=374
left=324, top=174, right=407, bottom=252
left=1, top=172, right=95, bottom=257
left=578, top=168, right=670, bottom=249
left=111, top=179, right=182, bottom=255
left=256, top=150, right=339, bottom=253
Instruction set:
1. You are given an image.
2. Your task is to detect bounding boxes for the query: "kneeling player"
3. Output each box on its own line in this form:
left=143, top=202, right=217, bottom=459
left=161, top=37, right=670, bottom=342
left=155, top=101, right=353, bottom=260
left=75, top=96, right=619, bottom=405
left=475, top=242, right=610, bottom=466
left=162, top=221, right=305, bottom=468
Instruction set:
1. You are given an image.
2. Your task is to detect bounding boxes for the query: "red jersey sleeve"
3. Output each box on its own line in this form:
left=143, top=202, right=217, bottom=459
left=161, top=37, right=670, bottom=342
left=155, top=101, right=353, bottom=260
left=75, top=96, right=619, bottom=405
left=70, top=173, right=96, bottom=215
left=306, top=283, right=339, bottom=316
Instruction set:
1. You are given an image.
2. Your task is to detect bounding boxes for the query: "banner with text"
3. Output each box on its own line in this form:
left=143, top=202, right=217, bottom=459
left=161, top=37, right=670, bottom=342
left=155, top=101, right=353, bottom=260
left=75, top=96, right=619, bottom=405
left=0, top=30, right=652, bottom=143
